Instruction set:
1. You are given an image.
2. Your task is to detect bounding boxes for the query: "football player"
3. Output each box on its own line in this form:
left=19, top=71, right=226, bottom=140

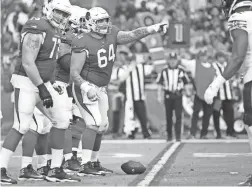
left=54, top=6, right=89, bottom=174
left=20, top=6, right=89, bottom=177
left=203, top=0, right=252, bottom=185
left=70, top=7, right=168, bottom=176
left=0, top=0, right=81, bottom=184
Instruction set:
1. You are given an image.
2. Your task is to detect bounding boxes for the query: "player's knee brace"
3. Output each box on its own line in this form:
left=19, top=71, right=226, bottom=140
left=243, top=113, right=252, bottom=126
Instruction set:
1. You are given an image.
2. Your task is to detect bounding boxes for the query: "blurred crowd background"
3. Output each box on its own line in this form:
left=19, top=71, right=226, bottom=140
left=0, top=0, right=245, bottom=139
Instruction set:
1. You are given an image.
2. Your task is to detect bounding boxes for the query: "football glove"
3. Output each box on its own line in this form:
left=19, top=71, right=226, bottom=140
left=37, top=83, right=53, bottom=108
left=148, top=22, right=168, bottom=34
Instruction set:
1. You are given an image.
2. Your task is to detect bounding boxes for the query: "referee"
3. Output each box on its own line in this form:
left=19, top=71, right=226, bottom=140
left=122, top=54, right=153, bottom=139
left=157, top=52, right=190, bottom=141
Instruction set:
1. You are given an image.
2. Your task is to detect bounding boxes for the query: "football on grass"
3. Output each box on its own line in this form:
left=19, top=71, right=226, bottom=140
left=121, top=160, right=146, bottom=174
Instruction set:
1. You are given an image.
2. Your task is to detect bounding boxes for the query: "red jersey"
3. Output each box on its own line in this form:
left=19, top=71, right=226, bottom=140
left=14, top=17, right=63, bottom=82
left=55, top=31, right=76, bottom=83
left=72, top=25, right=120, bottom=87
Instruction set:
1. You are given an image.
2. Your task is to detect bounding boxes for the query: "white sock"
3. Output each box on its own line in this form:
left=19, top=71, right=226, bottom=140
left=64, top=153, right=72, bottom=161
left=81, top=149, right=92, bottom=164
left=37, top=154, right=48, bottom=168
left=50, top=149, right=63, bottom=168
left=91, top=151, right=99, bottom=162
left=21, top=156, right=33, bottom=169
left=0, top=148, right=14, bottom=168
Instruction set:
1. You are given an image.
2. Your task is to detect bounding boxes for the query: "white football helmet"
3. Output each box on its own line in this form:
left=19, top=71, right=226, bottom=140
left=46, top=0, right=72, bottom=30
left=69, top=6, right=89, bottom=33
left=85, top=7, right=111, bottom=35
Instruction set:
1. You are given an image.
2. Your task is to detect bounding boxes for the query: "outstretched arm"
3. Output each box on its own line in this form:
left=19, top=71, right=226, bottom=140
left=117, top=23, right=167, bottom=45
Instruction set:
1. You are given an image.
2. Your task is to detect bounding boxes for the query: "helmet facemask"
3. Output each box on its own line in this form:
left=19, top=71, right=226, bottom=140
left=79, top=17, right=90, bottom=33
left=94, top=17, right=112, bottom=35
left=86, top=10, right=112, bottom=35
left=49, top=9, right=71, bottom=30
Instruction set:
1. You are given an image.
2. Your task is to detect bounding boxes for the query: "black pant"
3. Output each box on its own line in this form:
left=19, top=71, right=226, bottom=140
left=164, top=93, right=182, bottom=139
left=133, top=100, right=150, bottom=138
left=213, top=100, right=235, bottom=136
left=243, top=81, right=252, bottom=126
left=190, top=95, right=213, bottom=137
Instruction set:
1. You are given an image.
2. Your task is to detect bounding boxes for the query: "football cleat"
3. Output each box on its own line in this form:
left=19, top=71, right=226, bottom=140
left=1, top=168, right=17, bottom=185
left=37, top=165, right=50, bottom=176
left=62, top=156, right=81, bottom=174
left=93, top=160, right=113, bottom=174
left=46, top=167, right=81, bottom=182
left=78, top=161, right=105, bottom=176
left=18, top=164, right=45, bottom=181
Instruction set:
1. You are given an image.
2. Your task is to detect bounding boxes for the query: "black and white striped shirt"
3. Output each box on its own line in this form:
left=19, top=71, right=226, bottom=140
left=156, top=65, right=190, bottom=93
left=123, top=63, right=153, bottom=101
left=212, top=61, right=233, bottom=100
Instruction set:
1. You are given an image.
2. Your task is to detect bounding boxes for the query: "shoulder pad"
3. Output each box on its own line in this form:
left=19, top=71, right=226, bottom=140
left=22, top=17, right=49, bottom=35
left=228, top=12, right=248, bottom=31
left=71, top=33, right=89, bottom=54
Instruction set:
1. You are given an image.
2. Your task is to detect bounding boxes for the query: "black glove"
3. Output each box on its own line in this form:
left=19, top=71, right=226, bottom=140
left=37, top=83, right=53, bottom=108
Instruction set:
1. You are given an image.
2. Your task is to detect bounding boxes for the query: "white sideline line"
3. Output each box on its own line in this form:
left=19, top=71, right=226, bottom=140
left=0, top=139, right=249, bottom=145
left=136, top=142, right=181, bottom=187
left=103, top=139, right=249, bottom=144
left=182, top=139, right=248, bottom=143
left=194, top=152, right=252, bottom=158
left=102, top=139, right=167, bottom=144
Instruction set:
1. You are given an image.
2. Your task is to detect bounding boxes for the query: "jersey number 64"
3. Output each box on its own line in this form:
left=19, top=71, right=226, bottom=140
left=97, top=44, right=115, bottom=68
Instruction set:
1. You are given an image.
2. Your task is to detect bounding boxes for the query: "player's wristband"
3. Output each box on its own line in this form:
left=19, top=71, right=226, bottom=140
left=80, top=81, right=92, bottom=93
